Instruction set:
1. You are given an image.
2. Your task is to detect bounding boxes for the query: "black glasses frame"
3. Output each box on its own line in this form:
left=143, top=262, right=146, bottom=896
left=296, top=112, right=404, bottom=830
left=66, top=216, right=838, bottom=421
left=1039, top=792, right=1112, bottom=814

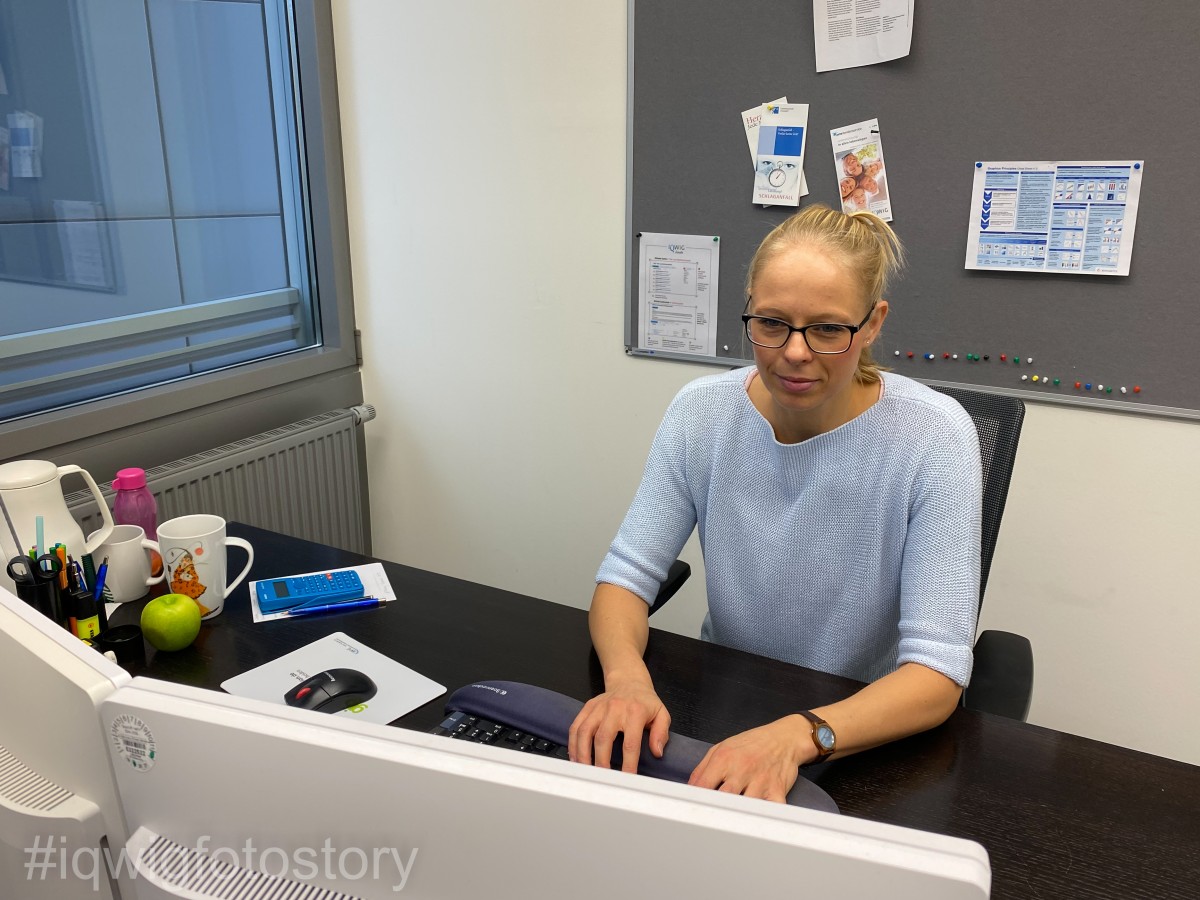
left=740, top=304, right=876, bottom=354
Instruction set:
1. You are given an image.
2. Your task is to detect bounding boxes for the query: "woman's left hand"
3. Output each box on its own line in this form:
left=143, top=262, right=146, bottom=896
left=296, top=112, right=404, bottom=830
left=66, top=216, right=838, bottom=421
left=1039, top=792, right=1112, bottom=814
left=687, top=715, right=814, bottom=803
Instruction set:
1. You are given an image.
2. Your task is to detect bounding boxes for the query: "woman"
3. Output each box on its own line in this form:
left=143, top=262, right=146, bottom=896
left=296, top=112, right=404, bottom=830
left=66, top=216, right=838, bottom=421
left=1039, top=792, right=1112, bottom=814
left=568, top=205, right=981, bottom=802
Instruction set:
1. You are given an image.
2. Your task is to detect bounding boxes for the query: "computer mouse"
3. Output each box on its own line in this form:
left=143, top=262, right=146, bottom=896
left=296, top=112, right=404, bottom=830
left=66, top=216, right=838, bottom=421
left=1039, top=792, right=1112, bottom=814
left=284, top=668, right=378, bottom=713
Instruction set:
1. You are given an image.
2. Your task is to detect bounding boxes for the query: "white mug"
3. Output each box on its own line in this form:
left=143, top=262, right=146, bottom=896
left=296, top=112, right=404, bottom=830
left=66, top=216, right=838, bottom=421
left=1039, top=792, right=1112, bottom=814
left=88, top=524, right=165, bottom=603
left=157, top=514, right=254, bottom=619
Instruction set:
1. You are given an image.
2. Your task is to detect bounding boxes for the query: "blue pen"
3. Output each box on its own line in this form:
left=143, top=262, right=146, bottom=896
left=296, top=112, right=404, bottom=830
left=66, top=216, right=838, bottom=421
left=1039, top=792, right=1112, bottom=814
left=92, top=557, right=109, bottom=603
left=285, top=597, right=381, bottom=618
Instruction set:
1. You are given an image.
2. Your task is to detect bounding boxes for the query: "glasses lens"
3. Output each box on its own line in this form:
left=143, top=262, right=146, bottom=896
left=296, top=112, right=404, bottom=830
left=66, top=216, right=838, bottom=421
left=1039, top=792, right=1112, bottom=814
left=805, top=324, right=853, bottom=353
left=746, top=317, right=790, bottom=347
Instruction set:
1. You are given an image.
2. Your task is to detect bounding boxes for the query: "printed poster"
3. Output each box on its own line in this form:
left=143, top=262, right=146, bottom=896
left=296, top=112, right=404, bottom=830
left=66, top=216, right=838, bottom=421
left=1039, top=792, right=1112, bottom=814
left=637, top=233, right=720, bottom=357
left=965, top=161, right=1143, bottom=276
left=814, top=0, right=915, bottom=73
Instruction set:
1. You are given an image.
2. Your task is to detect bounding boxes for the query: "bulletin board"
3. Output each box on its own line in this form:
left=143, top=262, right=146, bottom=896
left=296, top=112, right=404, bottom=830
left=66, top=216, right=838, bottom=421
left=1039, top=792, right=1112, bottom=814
left=624, top=0, right=1199, bottom=419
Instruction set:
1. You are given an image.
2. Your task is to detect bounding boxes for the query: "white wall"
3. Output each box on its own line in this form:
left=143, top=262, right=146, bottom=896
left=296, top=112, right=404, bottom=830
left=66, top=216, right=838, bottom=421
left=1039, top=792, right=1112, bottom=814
left=332, top=1, right=1199, bottom=766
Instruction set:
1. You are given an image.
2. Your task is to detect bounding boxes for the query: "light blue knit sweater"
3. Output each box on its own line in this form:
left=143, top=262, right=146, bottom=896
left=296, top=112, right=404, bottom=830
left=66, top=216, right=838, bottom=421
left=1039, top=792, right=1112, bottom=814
left=597, top=368, right=982, bottom=686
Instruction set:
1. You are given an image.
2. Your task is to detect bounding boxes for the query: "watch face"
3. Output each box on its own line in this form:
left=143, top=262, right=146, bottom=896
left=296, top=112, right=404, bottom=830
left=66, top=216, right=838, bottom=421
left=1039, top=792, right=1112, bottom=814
left=816, top=724, right=836, bottom=751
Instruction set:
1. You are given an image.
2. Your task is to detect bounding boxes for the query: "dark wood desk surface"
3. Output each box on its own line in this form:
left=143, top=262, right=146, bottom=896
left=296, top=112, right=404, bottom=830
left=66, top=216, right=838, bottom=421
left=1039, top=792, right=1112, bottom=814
left=114, top=524, right=1200, bottom=899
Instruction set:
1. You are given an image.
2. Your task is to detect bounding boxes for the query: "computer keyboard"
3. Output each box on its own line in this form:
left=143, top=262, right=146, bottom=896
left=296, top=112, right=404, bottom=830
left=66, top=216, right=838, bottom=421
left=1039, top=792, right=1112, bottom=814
left=428, top=680, right=839, bottom=814
left=432, top=710, right=570, bottom=760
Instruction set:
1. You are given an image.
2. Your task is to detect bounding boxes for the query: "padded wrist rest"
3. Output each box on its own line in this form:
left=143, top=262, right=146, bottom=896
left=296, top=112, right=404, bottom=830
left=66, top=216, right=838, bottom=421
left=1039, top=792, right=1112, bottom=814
left=444, top=680, right=839, bottom=814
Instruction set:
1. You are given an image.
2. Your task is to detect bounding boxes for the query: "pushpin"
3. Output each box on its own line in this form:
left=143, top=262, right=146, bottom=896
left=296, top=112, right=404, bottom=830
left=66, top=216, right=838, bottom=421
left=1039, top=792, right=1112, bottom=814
left=983, top=355, right=990, bottom=361
left=1085, top=383, right=1092, bottom=390
left=1027, top=358, right=1033, bottom=364
left=907, top=351, right=914, bottom=358
left=1053, top=378, right=1061, bottom=386
left=943, top=353, right=950, bottom=359
left=952, top=353, right=958, bottom=360
left=1020, top=374, right=1028, bottom=381
left=1106, top=387, right=1113, bottom=394
left=1000, top=354, right=1007, bottom=361
left=1014, top=357, right=1020, bottom=365
left=1098, top=384, right=1104, bottom=392
left=925, top=353, right=934, bottom=360
left=1074, top=381, right=1082, bottom=389
left=1120, top=386, right=1127, bottom=394
left=894, top=350, right=900, bottom=356
left=1032, top=375, right=1039, bottom=382
left=1134, top=386, right=1141, bottom=394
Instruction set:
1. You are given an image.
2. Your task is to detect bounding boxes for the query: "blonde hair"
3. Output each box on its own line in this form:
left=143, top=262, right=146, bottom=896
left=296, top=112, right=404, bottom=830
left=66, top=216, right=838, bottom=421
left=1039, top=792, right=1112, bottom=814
left=745, top=205, right=905, bottom=385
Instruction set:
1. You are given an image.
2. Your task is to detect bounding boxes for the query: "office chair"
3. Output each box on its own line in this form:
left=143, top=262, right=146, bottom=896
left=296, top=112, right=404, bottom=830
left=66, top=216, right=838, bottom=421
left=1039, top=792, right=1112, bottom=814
left=647, top=385, right=1033, bottom=721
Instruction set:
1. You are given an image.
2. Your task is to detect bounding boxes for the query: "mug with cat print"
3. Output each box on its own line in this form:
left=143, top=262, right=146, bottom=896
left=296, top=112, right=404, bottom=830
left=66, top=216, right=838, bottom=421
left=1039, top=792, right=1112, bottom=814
left=156, top=514, right=254, bottom=619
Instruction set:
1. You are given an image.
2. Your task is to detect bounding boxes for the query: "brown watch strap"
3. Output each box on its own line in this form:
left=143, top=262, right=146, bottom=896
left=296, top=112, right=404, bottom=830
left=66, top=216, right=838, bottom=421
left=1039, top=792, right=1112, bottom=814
left=796, top=709, right=835, bottom=762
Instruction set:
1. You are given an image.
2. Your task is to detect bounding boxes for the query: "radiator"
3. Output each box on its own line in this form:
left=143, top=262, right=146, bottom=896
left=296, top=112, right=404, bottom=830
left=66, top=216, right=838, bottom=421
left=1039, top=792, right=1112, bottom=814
left=67, top=406, right=375, bottom=555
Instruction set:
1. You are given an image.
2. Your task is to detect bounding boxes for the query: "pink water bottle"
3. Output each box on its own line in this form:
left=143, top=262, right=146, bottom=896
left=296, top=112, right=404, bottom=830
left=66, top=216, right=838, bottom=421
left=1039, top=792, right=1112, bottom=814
left=112, top=467, right=162, bottom=576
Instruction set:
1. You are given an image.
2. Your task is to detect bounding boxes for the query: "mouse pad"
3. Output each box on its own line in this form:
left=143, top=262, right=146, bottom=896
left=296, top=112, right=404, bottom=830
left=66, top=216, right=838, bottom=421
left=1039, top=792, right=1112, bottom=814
left=221, top=632, right=444, bottom=724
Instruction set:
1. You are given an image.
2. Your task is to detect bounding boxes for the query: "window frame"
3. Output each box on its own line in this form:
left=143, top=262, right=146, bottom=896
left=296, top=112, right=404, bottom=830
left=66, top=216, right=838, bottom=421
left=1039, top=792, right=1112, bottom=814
left=0, top=0, right=358, bottom=460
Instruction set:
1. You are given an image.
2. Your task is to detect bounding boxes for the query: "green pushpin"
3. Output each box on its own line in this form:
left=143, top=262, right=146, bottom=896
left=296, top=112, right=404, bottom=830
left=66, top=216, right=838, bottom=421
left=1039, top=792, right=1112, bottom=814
left=1053, top=378, right=1060, bottom=386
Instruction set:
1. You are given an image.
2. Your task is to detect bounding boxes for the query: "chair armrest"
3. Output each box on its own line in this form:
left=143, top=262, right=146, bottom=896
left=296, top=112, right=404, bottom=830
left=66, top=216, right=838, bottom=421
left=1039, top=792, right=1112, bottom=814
left=648, top=560, right=691, bottom=616
left=962, top=629, right=1034, bottom=721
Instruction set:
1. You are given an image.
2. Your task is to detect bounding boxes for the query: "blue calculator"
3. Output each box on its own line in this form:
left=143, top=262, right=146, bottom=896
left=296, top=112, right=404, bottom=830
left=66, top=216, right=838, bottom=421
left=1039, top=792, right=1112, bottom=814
left=256, top=570, right=365, bottom=614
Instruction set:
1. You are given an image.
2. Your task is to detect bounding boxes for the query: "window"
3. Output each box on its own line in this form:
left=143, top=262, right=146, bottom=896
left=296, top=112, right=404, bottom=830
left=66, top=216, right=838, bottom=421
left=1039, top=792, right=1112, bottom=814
left=0, top=0, right=356, bottom=450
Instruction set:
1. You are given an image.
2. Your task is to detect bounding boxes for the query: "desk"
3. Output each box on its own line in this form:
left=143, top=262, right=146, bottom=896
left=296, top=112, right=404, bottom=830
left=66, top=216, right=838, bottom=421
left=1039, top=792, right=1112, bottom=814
left=114, top=524, right=1200, bottom=899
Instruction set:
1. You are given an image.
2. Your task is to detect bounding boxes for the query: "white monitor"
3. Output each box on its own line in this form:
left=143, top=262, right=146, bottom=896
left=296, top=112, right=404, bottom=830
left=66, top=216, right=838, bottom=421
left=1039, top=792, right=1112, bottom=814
left=0, top=587, right=132, bottom=900
left=102, top=677, right=990, bottom=900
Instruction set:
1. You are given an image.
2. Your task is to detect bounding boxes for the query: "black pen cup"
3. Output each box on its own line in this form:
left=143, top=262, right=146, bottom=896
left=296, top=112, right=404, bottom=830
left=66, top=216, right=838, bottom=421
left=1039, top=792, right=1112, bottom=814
left=14, top=577, right=61, bottom=626
left=95, top=624, right=146, bottom=668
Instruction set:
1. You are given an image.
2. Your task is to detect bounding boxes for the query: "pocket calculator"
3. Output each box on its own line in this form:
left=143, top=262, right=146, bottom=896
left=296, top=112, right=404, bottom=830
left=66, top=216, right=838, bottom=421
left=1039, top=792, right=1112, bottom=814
left=256, top=570, right=366, bottom=614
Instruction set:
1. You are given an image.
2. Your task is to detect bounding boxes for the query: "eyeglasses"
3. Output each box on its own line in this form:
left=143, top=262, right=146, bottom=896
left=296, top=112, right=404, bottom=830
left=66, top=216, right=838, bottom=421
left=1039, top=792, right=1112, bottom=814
left=741, top=304, right=876, bottom=354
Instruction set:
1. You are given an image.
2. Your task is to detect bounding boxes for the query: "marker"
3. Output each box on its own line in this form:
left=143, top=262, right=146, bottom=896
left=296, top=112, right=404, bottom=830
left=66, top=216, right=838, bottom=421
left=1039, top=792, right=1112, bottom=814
left=286, top=597, right=381, bottom=618
left=55, top=546, right=69, bottom=590
left=71, top=590, right=102, bottom=640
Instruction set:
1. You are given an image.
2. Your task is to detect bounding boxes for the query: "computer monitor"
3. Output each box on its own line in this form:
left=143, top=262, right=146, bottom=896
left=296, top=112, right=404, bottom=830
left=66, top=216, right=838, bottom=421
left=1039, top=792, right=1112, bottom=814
left=102, top=677, right=990, bottom=899
left=0, top=587, right=132, bottom=900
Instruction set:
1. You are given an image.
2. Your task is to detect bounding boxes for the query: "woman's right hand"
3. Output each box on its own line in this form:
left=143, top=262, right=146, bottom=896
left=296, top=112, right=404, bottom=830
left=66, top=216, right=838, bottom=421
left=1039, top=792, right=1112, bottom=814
left=567, top=677, right=671, bottom=774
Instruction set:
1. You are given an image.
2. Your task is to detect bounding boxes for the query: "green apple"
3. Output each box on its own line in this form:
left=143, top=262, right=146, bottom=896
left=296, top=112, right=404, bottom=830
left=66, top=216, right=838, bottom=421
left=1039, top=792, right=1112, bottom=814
left=140, top=593, right=202, bottom=652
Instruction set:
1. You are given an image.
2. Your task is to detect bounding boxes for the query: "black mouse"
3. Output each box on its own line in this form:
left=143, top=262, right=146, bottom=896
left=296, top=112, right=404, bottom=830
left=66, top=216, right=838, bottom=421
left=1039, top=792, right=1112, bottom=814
left=284, top=668, right=378, bottom=713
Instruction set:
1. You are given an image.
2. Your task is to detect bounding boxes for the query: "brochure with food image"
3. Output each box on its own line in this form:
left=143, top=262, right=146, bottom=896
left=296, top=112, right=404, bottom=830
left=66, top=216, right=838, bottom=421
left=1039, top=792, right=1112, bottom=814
left=830, top=118, right=892, bottom=222
left=752, top=103, right=808, bottom=207
left=221, top=632, right=445, bottom=725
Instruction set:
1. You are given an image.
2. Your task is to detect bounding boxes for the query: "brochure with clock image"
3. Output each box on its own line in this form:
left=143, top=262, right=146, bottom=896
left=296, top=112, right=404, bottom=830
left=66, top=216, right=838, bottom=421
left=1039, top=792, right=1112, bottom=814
left=752, top=102, right=808, bottom=207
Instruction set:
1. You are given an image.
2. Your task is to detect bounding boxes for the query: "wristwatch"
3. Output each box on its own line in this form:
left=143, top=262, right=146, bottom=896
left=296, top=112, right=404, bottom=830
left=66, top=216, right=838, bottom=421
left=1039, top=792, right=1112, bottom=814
left=797, top=710, right=836, bottom=764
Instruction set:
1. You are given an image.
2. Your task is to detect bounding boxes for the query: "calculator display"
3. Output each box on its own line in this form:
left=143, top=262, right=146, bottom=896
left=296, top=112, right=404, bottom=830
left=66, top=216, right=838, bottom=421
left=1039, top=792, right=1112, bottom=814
left=273, top=582, right=290, bottom=598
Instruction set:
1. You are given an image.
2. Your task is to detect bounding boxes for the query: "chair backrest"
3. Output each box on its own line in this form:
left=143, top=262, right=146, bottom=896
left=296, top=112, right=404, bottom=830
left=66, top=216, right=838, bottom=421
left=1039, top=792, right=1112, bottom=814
left=931, top=385, right=1025, bottom=609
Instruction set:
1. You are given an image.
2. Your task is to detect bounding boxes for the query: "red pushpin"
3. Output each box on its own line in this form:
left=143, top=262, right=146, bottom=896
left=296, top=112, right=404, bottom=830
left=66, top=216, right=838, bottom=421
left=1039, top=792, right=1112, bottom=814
left=1000, top=354, right=1007, bottom=362
left=1133, top=386, right=1141, bottom=394
left=943, top=352, right=950, bottom=359
left=907, top=351, right=914, bottom=358
left=1074, top=381, right=1082, bottom=389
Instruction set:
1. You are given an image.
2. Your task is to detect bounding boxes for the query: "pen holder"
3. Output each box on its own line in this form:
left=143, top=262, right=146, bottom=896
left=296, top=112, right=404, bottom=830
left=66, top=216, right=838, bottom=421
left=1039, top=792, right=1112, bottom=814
left=15, top=577, right=60, bottom=624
